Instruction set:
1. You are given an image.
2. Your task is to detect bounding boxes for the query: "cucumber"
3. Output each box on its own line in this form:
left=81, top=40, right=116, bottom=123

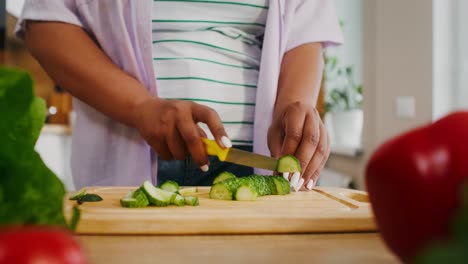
left=177, top=187, right=198, bottom=195
left=184, top=196, right=199, bottom=206
left=142, top=181, right=176, bottom=206
left=272, top=176, right=291, bottom=195
left=69, top=189, right=86, bottom=200
left=265, top=176, right=278, bottom=195
left=213, top=171, right=237, bottom=184
left=276, top=155, right=302, bottom=173
left=249, top=175, right=271, bottom=196
left=172, top=194, right=186, bottom=206
left=120, top=188, right=149, bottom=208
left=160, top=180, right=179, bottom=193
left=234, top=184, right=258, bottom=201
left=209, top=178, right=241, bottom=200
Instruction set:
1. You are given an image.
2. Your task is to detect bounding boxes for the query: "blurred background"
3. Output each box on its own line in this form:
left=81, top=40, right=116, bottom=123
left=1, top=0, right=467, bottom=191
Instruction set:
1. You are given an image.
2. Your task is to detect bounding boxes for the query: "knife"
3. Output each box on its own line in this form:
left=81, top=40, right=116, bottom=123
left=202, top=139, right=278, bottom=171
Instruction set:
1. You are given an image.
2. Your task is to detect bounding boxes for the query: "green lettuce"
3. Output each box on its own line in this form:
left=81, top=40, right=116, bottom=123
left=0, top=67, right=68, bottom=226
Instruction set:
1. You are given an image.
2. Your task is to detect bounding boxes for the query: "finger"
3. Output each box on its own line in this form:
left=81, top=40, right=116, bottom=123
left=177, top=118, right=209, bottom=171
left=196, top=123, right=208, bottom=138
left=193, top=104, right=231, bottom=148
left=267, top=125, right=283, bottom=158
left=308, top=121, right=331, bottom=190
left=167, top=127, right=188, bottom=160
left=302, top=116, right=328, bottom=190
left=294, top=110, right=320, bottom=175
left=280, top=105, right=307, bottom=156
left=149, top=137, right=173, bottom=160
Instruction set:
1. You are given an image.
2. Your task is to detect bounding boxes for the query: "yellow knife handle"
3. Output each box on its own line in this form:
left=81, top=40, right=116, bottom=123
left=202, top=138, right=230, bottom=161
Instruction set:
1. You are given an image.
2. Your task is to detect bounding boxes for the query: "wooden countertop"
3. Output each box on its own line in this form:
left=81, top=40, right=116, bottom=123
left=78, top=232, right=398, bottom=264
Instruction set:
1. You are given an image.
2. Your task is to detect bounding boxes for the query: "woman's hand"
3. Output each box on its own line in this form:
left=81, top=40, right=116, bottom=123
left=133, top=98, right=231, bottom=171
left=268, top=101, right=330, bottom=191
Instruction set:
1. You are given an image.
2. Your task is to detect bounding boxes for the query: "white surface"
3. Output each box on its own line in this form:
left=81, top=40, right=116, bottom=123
left=329, top=110, right=363, bottom=148
left=330, top=143, right=362, bottom=157
left=395, top=96, right=416, bottom=119
left=6, top=0, right=25, bottom=18
left=35, top=129, right=75, bottom=191
left=432, top=0, right=455, bottom=120
left=332, top=0, right=363, bottom=85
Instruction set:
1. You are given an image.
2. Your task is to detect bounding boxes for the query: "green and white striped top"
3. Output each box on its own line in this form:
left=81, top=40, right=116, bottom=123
left=151, top=0, right=269, bottom=146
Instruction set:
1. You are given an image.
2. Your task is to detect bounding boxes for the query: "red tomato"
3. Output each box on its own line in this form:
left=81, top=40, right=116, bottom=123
left=366, top=111, right=468, bottom=263
left=0, top=226, right=86, bottom=264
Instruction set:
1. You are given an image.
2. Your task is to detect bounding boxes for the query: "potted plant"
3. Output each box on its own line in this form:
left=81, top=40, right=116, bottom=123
left=324, top=54, right=363, bottom=149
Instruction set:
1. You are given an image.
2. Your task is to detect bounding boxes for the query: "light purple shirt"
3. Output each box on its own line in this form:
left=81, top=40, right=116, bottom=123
left=17, top=0, right=343, bottom=189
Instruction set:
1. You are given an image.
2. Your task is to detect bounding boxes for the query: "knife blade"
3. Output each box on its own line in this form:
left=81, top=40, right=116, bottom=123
left=202, top=139, right=278, bottom=171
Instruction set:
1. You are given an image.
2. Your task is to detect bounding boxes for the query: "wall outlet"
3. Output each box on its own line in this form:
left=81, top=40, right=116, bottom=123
left=395, top=96, right=416, bottom=119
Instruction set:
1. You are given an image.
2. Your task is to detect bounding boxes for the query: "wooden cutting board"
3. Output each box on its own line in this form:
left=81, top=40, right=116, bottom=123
left=64, top=187, right=376, bottom=235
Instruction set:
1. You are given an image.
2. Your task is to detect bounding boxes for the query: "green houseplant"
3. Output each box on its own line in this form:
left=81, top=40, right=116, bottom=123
left=323, top=52, right=363, bottom=148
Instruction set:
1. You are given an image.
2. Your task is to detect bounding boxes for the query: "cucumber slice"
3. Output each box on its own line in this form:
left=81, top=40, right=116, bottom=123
left=276, top=155, right=302, bottom=173
left=142, top=181, right=176, bottom=206
left=172, top=194, right=186, bottom=206
left=209, top=183, right=234, bottom=200
left=177, top=187, right=198, bottom=195
left=160, top=180, right=180, bottom=193
left=184, top=196, right=199, bottom=206
left=120, top=188, right=149, bottom=208
left=235, top=184, right=258, bottom=201
left=69, top=189, right=86, bottom=200
left=213, top=171, right=237, bottom=184
left=209, top=178, right=241, bottom=200
left=265, top=176, right=278, bottom=195
left=272, top=176, right=291, bottom=195
left=249, top=175, right=271, bottom=196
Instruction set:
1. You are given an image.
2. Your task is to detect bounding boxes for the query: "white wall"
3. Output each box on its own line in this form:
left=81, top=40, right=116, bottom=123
left=432, top=0, right=468, bottom=119
left=331, top=0, right=363, bottom=85
left=454, top=0, right=468, bottom=110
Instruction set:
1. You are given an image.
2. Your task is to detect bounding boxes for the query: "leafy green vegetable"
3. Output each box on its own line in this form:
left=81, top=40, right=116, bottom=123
left=69, top=206, right=81, bottom=231
left=77, top=194, right=103, bottom=204
left=69, top=189, right=87, bottom=201
left=0, top=67, right=71, bottom=227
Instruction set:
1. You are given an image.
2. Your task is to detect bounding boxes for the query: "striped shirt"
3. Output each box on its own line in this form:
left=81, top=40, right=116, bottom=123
left=151, top=0, right=269, bottom=145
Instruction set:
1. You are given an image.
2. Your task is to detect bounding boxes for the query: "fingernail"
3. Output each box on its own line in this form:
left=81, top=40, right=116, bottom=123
left=283, top=172, right=290, bottom=181
left=200, top=165, right=209, bottom=172
left=294, top=178, right=305, bottom=192
left=221, top=136, right=232, bottom=148
left=306, top=179, right=314, bottom=190
left=290, top=172, right=300, bottom=188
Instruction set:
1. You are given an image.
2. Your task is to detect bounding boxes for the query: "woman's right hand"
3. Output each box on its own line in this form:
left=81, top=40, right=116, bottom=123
left=132, top=98, right=231, bottom=171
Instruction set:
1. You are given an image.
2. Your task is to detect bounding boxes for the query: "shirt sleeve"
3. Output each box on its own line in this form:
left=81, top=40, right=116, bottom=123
left=285, top=0, right=344, bottom=52
left=15, top=0, right=84, bottom=39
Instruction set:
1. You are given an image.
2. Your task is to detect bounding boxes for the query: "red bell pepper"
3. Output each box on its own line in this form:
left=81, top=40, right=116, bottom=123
left=366, top=111, right=468, bottom=262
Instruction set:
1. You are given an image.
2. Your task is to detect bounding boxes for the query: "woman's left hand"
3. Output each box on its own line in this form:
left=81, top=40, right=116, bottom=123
left=268, top=101, right=330, bottom=191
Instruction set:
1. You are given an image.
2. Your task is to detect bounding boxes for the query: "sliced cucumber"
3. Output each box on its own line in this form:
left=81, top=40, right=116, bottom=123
left=120, top=188, right=149, bottom=208
left=160, top=180, right=180, bottom=193
left=177, top=187, right=198, bottom=195
left=276, top=155, right=302, bottom=173
left=265, top=176, right=278, bottom=195
left=69, top=189, right=86, bottom=200
left=184, top=196, right=199, bottom=206
left=209, top=178, right=241, bottom=200
left=142, top=181, right=176, bottom=206
left=213, top=171, right=237, bottom=185
left=235, top=184, right=258, bottom=201
left=172, top=194, right=186, bottom=206
left=249, top=175, right=271, bottom=196
left=272, top=176, right=291, bottom=195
